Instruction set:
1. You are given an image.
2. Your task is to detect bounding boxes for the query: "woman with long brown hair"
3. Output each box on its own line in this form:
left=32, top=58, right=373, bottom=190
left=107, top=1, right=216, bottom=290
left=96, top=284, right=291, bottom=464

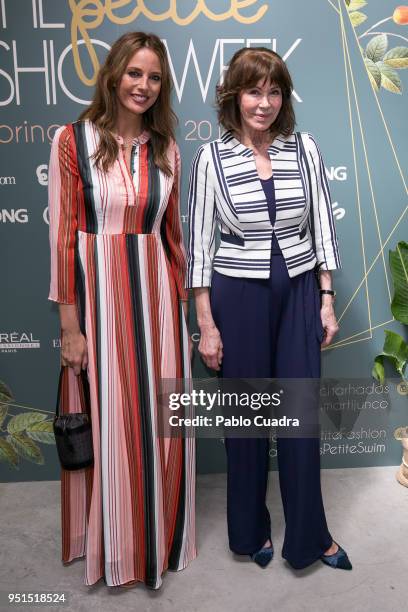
left=48, top=31, right=196, bottom=589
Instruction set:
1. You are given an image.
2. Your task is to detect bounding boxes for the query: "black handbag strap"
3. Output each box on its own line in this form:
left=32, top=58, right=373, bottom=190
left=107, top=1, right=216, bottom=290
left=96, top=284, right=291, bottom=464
left=55, top=367, right=90, bottom=418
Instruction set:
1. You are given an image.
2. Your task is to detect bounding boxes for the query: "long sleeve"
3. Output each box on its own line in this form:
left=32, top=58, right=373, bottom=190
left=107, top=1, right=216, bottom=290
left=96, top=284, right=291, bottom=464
left=305, top=133, right=341, bottom=271
left=48, top=124, right=79, bottom=303
left=186, top=145, right=217, bottom=288
left=162, top=143, right=188, bottom=301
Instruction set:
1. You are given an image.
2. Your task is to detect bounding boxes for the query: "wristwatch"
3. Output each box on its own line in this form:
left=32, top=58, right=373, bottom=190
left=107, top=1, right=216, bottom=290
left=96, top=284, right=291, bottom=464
left=320, top=289, right=336, bottom=298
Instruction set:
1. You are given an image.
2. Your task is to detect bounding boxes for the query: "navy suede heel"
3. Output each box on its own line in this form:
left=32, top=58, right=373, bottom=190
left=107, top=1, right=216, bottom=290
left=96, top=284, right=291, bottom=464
left=250, top=543, right=274, bottom=568
left=320, top=542, right=352, bottom=570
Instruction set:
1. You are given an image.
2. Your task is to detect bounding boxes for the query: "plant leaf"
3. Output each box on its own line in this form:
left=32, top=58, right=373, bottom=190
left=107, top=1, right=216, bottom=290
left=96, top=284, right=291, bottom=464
left=7, top=412, right=47, bottom=435
left=390, top=241, right=408, bottom=323
left=366, top=34, right=388, bottom=62
left=382, top=329, right=408, bottom=376
left=349, top=11, right=367, bottom=27
left=26, top=420, right=55, bottom=444
left=372, top=355, right=385, bottom=384
left=0, top=380, right=13, bottom=405
left=364, top=57, right=381, bottom=89
left=347, top=0, right=367, bottom=11
left=0, top=438, right=19, bottom=469
left=383, top=47, right=408, bottom=69
left=7, top=433, right=44, bottom=465
left=0, top=404, right=8, bottom=429
left=378, top=62, right=402, bottom=93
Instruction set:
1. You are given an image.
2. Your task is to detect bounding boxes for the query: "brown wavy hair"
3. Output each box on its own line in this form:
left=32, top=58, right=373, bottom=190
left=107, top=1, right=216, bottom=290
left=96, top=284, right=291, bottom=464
left=79, top=31, right=176, bottom=175
left=216, top=47, right=296, bottom=137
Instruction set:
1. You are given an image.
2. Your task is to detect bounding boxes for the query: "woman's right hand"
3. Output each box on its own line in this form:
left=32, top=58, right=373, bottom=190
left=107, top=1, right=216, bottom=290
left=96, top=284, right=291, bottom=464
left=198, top=325, right=223, bottom=371
left=61, top=330, right=88, bottom=375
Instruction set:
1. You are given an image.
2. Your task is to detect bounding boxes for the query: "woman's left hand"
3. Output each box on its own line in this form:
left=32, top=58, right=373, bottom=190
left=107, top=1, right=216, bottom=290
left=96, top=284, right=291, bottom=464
left=320, top=302, right=339, bottom=347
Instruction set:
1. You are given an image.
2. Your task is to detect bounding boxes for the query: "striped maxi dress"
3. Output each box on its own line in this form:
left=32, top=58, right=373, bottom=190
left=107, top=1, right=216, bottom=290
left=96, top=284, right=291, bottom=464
left=48, top=119, right=196, bottom=589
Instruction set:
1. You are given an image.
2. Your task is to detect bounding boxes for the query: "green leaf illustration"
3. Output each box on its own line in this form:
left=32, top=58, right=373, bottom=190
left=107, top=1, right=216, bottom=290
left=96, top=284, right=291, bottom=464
left=383, top=47, right=408, bottom=69
left=7, top=433, right=45, bottom=465
left=345, top=0, right=351, bottom=6
left=0, top=380, right=13, bottom=406
left=0, top=404, right=8, bottom=429
left=0, top=438, right=19, bottom=469
left=390, top=242, right=408, bottom=324
left=378, top=62, right=402, bottom=93
left=26, top=420, right=55, bottom=444
left=364, top=57, right=381, bottom=90
left=347, top=0, right=367, bottom=11
left=366, top=34, right=388, bottom=62
left=349, top=11, right=367, bottom=27
left=7, top=411, right=47, bottom=435
left=394, top=426, right=408, bottom=440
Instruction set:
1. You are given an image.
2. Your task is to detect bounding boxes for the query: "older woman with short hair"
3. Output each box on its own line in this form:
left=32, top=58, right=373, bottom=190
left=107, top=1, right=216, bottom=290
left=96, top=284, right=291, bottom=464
left=187, top=47, right=351, bottom=571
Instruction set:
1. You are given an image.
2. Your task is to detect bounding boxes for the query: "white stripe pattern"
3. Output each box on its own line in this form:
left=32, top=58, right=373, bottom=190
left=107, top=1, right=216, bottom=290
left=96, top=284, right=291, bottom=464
left=187, top=131, right=341, bottom=286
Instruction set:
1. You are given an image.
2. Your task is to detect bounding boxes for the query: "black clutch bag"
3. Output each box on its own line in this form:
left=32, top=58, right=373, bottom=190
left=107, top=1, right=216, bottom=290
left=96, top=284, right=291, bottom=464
left=53, top=366, right=94, bottom=471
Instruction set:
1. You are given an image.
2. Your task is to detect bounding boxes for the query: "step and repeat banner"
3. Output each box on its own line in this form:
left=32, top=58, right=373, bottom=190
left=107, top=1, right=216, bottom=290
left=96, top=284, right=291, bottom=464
left=1, top=0, right=407, bottom=481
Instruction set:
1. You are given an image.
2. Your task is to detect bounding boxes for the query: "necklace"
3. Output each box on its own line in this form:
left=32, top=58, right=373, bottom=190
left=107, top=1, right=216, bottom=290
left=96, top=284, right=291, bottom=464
left=121, top=136, right=139, bottom=148
left=113, top=128, right=143, bottom=148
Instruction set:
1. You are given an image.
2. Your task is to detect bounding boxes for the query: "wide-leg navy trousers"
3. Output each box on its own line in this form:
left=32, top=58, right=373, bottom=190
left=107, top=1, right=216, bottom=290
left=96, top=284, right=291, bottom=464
left=209, top=244, right=333, bottom=569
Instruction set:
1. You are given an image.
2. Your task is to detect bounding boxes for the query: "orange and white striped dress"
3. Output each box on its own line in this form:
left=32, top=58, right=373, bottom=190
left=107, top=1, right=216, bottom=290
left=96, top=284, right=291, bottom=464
left=48, top=119, right=196, bottom=589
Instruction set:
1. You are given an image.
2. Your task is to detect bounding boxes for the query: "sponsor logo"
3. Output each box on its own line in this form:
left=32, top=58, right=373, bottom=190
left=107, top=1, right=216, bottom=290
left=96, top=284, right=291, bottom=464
left=0, top=209, right=28, bottom=223
left=52, top=338, right=61, bottom=348
left=0, top=176, right=16, bottom=185
left=0, top=332, right=41, bottom=352
left=43, top=206, right=49, bottom=225
left=326, top=166, right=347, bottom=181
left=397, top=381, right=408, bottom=396
left=36, top=164, right=48, bottom=186
left=332, top=202, right=345, bottom=220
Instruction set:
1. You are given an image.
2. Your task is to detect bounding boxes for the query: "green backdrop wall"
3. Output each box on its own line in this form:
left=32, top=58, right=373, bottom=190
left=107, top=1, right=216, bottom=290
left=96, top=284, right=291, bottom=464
left=1, top=0, right=407, bottom=481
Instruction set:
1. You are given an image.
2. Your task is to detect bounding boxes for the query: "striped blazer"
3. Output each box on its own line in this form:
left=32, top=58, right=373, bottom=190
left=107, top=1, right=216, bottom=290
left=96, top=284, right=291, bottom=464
left=186, top=130, right=341, bottom=287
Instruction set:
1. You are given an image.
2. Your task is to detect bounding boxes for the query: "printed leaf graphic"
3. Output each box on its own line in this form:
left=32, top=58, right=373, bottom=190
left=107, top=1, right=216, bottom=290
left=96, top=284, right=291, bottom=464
left=347, top=0, right=367, bottom=11
left=383, top=47, right=408, bottom=69
left=26, top=420, right=55, bottom=444
left=366, top=34, right=388, bottom=62
left=0, top=438, right=19, bottom=469
left=364, top=58, right=381, bottom=90
left=0, top=380, right=13, bottom=406
left=345, top=0, right=350, bottom=5
left=7, top=412, right=47, bottom=435
left=7, top=433, right=45, bottom=465
left=0, top=404, right=8, bottom=428
left=378, top=62, right=402, bottom=93
left=394, top=426, right=408, bottom=440
left=349, top=11, right=367, bottom=27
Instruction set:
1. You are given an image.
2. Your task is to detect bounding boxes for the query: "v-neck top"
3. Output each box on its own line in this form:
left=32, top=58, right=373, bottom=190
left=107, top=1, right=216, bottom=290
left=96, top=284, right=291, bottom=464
left=260, top=176, right=281, bottom=254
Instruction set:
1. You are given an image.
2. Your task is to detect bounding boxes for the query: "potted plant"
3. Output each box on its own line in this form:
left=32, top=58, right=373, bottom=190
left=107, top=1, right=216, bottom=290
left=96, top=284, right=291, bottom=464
left=372, top=241, right=408, bottom=486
